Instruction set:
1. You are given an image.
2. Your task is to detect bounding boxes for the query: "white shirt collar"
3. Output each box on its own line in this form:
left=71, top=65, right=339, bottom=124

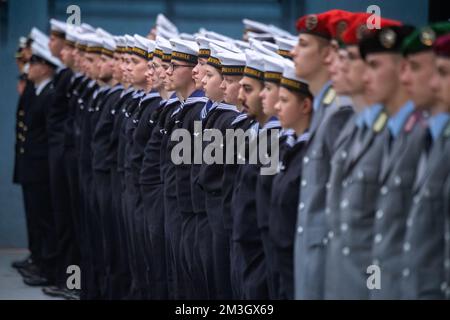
left=35, top=78, right=52, bottom=96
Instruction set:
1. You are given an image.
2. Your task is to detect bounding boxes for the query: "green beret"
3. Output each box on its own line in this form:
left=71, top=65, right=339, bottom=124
left=402, top=21, right=450, bottom=56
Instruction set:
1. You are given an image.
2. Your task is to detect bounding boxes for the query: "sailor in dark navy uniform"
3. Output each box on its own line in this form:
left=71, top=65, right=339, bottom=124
left=120, top=34, right=154, bottom=299
left=139, top=36, right=174, bottom=299
left=196, top=42, right=239, bottom=299
left=46, top=19, right=81, bottom=293
left=17, top=39, right=61, bottom=287
left=268, top=61, right=313, bottom=299
left=91, top=36, right=125, bottom=299
left=77, top=32, right=111, bottom=299
left=254, top=53, right=286, bottom=300
left=165, top=38, right=208, bottom=299
left=231, top=50, right=275, bottom=299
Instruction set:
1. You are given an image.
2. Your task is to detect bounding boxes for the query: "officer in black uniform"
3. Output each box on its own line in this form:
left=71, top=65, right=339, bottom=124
left=17, top=39, right=60, bottom=287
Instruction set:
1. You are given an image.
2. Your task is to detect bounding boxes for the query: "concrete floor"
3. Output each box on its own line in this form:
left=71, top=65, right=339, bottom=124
left=0, top=248, right=62, bottom=300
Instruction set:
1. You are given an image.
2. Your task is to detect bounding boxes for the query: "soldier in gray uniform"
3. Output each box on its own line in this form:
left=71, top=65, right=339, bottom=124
left=357, top=25, right=422, bottom=300
left=324, top=14, right=397, bottom=300
left=292, top=10, right=354, bottom=299
left=400, top=28, right=450, bottom=299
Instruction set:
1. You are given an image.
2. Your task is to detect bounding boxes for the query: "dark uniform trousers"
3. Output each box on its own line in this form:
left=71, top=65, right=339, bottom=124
left=370, top=111, right=427, bottom=299
left=125, top=92, right=162, bottom=299
left=222, top=116, right=255, bottom=299
left=294, top=88, right=353, bottom=300
left=77, top=83, right=108, bottom=299
left=117, top=91, right=144, bottom=298
left=108, top=88, right=135, bottom=299
left=401, top=119, right=450, bottom=299
left=72, top=79, right=99, bottom=300
left=14, top=81, right=40, bottom=261
left=17, top=82, right=57, bottom=282
left=160, top=99, right=184, bottom=299
left=198, top=105, right=239, bottom=299
left=176, top=98, right=219, bottom=300
left=269, top=134, right=308, bottom=299
left=91, top=84, right=124, bottom=299
left=63, top=74, right=87, bottom=262
left=231, top=124, right=284, bottom=300
left=139, top=97, right=177, bottom=300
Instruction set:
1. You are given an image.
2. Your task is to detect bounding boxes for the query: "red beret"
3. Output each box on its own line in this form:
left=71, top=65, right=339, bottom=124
left=327, top=10, right=357, bottom=41
left=296, top=10, right=351, bottom=40
left=433, top=33, right=450, bottom=57
left=341, top=14, right=402, bottom=46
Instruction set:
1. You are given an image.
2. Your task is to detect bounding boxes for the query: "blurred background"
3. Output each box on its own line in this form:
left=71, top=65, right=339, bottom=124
left=0, top=0, right=443, bottom=248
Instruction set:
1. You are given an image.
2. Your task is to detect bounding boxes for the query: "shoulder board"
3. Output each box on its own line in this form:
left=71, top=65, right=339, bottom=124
left=373, top=112, right=388, bottom=133
left=322, top=87, right=336, bottom=105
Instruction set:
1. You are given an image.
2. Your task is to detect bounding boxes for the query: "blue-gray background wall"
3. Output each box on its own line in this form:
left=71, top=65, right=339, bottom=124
left=0, top=0, right=429, bottom=248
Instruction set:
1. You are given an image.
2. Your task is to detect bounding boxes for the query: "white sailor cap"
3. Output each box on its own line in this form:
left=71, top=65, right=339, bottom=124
left=146, top=40, right=156, bottom=60
left=180, top=33, right=195, bottom=41
left=203, top=31, right=234, bottom=43
left=124, top=34, right=135, bottom=53
left=247, top=31, right=274, bottom=42
left=84, top=33, right=104, bottom=54
left=75, top=32, right=89, bottom=51
left=244, top=49, right=264, bottom=80
left=195, top=35, right=211, bottom=58
left=80, top=23, right=96, bottom=34
left=29, top=27, right=49, bottom=45
left=262, top=41, right=279, bottom=53
left=156, top=13, right=178, bottom=34
left=281, top=60, right=312, bottom=97
left=64, top=26, right=79, bottom=46
left=233, top=40, right=251, bottom=51
left=157, top=27, right=179, bottom=40
left=243, top=18, right=271, bottom=34
left=274, top=37, right=296, bottom=59
left=154, top=36, right=172, bottom=62
left=262, top=54, right=286, bottom=83
left=268, top=25, right=295, bottom=38
left=206, top=42, right=229, bottom=70
left=250, top=39, right=280, bottom=58
left=102, top=37, right=116, bottom=57
left=170, top=38, right=199, bottom=64
left=114, top=36, right=126, bottom=53
left=133, top=34, right=151, bottom=59
left=31, top=40, right=62, bottom=68
left=217, top=49, right=246, bottom=76
left=50, top=19, right=67, bottom=38
left=96, top=27, right=113, bottom=39
left=19, top=36, right=28, bottom=49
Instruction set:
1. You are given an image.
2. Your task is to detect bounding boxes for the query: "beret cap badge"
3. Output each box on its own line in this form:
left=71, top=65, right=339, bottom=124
left=380, top=28, right=396, bottom=49
left=420, top=27, right=436, bottom=47
left=306, top=14, right=318, bottom=30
